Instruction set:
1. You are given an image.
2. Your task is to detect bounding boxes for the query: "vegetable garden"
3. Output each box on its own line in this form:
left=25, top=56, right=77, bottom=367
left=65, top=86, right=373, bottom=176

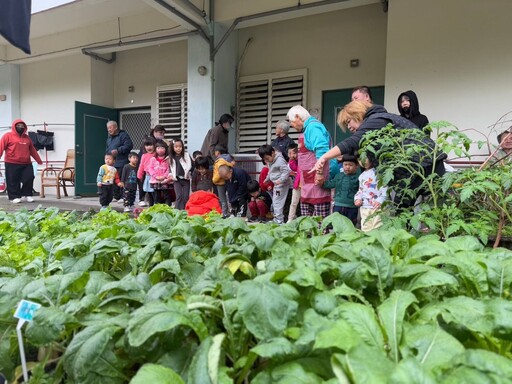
left=1, top=204, right=512, bottom=383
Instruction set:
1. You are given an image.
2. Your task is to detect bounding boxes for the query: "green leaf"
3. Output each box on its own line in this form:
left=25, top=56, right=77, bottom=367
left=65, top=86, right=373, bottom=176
left=336, top=344, right=394, bottom=384
left=404, top=269, right=459, bottom=291
left=253, top=361, right=325, bottom=384
left=322, top=213, right=356, bottom=234
left=249, top=230, right=275, bottom=252
left=188, top=337, right=213, bottom=384
left=130, top=364, right=185, bottom=384
left=237, top=280, right=297, bottom=340
left=400, top=323, right=465, bottom=371
left=127, top=300, right=208, bottom=347
left=444, top=236, right=484, bottom=252
left=208, top=333, right=226, bottom=384
left=63, top=324, right=120, bottom=382
left=149, top=259, right=181, bottom=275
left=358, top=246, right=393, bottom=301
left=314, top=318, right=361, bottom=352
left=337, top=302, right=385, bottom=351
left=285, top=267, right=324, bottom=290
left=26, top=306, right=77, bottom=345
left=251, top=337, right=294, bottom=359
left=390, top=357, right=437, bottom=384
left=377, top=290, right=417, bottom=362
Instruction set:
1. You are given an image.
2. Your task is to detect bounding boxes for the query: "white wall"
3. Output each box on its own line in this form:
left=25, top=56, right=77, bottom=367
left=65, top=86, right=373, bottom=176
left=20, top=54, right=91, bottom=161
left=113, top=40, right=188, bottom=118
left=91, top=58, right=114, bottom=108
left=237, top=4, right=387, bottom=111
left=0, top=64, right=20, bottom=130
left=385, top=0, right=512, bottom=152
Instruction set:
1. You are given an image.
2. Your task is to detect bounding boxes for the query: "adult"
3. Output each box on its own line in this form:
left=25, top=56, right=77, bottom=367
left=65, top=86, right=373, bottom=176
left=106, top=120, right=134, bottom=201
left=271, top=120, right=294, bottom=161
left=490, top=128, right=512, bottom=166
left=351, top=85, right=373, bottom=102
left=286, top=105, right=337, bottom=218
left=218, top=164, right=251, bottom=218
left=0, top=119, right=43, bottom=203
left=397, top=90, right=429, bottom=131
left=200, top=114, right=234, bottom=162
left=312, top=101, right=446, bottom=208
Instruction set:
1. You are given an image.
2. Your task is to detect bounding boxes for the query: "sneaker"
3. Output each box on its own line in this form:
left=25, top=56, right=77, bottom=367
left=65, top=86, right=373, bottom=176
left=123, top=207, right=131, bottom=213
left=273, top=218, right=284, bottom=225
left=138, top=201, right=148, bottom=207
left=112, top=199, right=119, bottom=203
left=100, top=206, right=108, bottom=210
left=12, top=198, right=22, bottom=204
left=24, top=196, right=34, bottom=203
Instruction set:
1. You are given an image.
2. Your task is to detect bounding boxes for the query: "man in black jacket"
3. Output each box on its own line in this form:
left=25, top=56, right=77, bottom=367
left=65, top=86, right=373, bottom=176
left=397, top=90, right=430, bottom=132
left=218, top=164, right=251, bottom=218
left=106, top=121, right=133, bottom=201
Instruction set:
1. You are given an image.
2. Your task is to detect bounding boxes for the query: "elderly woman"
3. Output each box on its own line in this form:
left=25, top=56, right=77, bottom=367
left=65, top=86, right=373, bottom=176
left=271, top=120, right=295, bottom=161
left=287, top=105, right=337, bottom=218
left=312, top=100, right=446, bottom=208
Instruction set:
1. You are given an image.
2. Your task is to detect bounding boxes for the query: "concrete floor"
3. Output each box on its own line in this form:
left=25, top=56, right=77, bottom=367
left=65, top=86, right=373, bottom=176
left=0, top=193, right=126, bottom=214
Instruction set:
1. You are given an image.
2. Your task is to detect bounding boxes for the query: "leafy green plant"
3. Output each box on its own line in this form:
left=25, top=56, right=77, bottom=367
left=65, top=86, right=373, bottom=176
left=0, top=207, right=512, bottom=383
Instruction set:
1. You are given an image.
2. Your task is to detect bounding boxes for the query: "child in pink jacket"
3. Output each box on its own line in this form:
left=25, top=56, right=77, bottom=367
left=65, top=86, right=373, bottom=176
left=137, top=137, right=156, bottom=206
left=147, top=140, right=173, bottom=205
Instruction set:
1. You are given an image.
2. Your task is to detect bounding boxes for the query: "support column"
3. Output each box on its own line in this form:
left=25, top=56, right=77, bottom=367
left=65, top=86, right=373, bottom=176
left=213, top=23, right=237, bottom=154
left=187, top=35, right=213, bottom=153
left=0, top=64, right=21, bottom=130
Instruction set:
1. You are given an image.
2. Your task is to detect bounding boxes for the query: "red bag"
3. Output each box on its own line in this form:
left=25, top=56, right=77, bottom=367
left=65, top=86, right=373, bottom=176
left=185, top=191, right=221, bottom=216
left=0, top=171, right=6, bottom=193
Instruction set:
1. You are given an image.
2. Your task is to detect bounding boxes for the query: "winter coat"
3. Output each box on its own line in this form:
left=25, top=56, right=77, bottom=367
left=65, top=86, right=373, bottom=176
left=271, top=135, right=294, bottom=161
left=225, top=167, right=252, bottom=205
left=200, top=124, right=229, bottom=161
left=169, top=152, right=193, bottom=181
left=106, top=130, right=134, bottom=168
left=147, top=156, right=170, bottom=184
left=397, top=90, right=430, bottom=131
left=186, top=191, right=222, bottom=216
left=265, top=151, right=290, bottom=186
left=212, top=154, right=235, bottom=186
left=0, top=119, right=43, bottom=165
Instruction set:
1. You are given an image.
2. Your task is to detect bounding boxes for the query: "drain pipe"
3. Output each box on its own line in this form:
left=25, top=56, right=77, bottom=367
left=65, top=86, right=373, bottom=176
left=82, top=31, right=198, bottom=63
left=152, top=0, right=210, bottom=44
left=211, top=0, right=351, bottom=59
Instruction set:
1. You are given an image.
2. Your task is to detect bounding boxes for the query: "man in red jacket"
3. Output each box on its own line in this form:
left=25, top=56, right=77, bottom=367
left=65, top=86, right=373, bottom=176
left=0, top=119, right=43, bottom=203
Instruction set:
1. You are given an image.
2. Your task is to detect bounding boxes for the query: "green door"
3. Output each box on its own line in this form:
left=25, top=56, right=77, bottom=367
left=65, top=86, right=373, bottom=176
left=321, top=86, right=385, bottom=146
left=75, top=101, right=118, bottom=196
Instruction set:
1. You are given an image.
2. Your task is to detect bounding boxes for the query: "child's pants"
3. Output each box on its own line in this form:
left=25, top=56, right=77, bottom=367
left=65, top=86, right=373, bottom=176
left=287, top=187, right=301, bottom=222
left=249, top=199, right=270, bottom=218
left=123, top=189, right=137, bottom=207
left=333, top=206, right=358, bottom=225
left=99, top=184, right=114, bottom=207
left=273, top=185, right=289, bottom=222
left=360, top=207, right=383, bottom=232
left=216, top=184, right=229, bottom=216
left=174, top=179, right=190, bottom=210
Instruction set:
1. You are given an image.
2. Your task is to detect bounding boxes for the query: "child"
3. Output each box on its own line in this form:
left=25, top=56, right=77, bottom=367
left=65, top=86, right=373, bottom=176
left=147, top=140, right=173, bottom=205
left=287, top=142, right=301, bottom=223
left=247, top=179, right=272, bottom=222
left=258, top=162, right=274, bottom=192
left=97, top=153, right=123, bottom=209
left=218, top=164, right=251, bottom=218
left=170, top=139, right=192, bottom=210
left=321, top=154, right=360, bottom=225
left=191, top=156, right=213, bottom=192
left=212, top=145, right=236, bottom=217
left=258, top=144, right=290, bottom=224
left=192, top=150, right=203, bottom=162
left=121, top=152, right=139, bottom=212
left=354, top=157, right=387, bottom=232
left=137, top=137, right=156, bottom=207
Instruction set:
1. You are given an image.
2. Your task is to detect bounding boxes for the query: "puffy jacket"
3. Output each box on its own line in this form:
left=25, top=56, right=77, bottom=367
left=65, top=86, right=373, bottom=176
left=0, top=119, right=42, bottom=165
left=186, top=190, right=222, bottom=216
left=106, top=130, right=133, bottom=168
left=212, top=155, right=235, bottom=185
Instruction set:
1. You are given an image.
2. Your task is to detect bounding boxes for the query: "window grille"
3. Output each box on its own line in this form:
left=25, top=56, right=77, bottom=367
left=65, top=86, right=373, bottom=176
left=237, top=69, right=307, bottom=153
left=119, top=110, right=151, bottom=152
left=157, top=84, right=188, bottom=146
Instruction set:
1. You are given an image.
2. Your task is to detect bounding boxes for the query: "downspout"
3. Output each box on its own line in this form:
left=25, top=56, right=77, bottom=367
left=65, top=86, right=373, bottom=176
left=209, top=0, right=215, bottom=127
left=152, top=0, right=210, bottom=44
left=211, top=0, right=351, bottom=59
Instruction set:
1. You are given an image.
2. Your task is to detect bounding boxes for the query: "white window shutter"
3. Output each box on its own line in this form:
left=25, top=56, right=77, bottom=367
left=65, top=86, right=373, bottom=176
left=156, top=84, right=188, bottom=147
left=237, top=69, right=307, bottom=153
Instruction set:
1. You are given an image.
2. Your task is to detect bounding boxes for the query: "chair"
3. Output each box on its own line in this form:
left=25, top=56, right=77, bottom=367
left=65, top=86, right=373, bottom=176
left=40, top=149, right=75, bottom=199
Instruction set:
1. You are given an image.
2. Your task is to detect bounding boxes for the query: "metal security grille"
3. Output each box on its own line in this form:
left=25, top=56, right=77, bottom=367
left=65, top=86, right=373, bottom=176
left=237, top=69, right=307, bottom=153
left=119, top=110, right=152, bottom=152
left=157, top=84, right=188, bottom=146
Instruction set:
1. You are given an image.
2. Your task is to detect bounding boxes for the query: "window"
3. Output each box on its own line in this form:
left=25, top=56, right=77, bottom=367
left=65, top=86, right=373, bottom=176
left=119, top=109, right=151, bottom=151
left=237, top=69, right=307, bottom=153
left=156, top=84, right=188, bottom=145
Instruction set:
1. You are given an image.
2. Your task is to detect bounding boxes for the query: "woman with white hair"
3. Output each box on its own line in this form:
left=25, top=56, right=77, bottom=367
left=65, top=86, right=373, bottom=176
left=271, top=120, right=294, bottom=161
left=287, top=105, right=336, bottom=218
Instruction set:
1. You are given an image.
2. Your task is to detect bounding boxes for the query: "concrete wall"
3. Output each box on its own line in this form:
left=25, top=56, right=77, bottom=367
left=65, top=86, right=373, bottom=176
left=91, top=58, right=114, bottom=108
left=113, top=40, right=188, bottom=118
left=385, top=0, right=512, bottom=150
left=0, top=64, right=20, bottom=130
left=237, top=4, right=387, bottom=112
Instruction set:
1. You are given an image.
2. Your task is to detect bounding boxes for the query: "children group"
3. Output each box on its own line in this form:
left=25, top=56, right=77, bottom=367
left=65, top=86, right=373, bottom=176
left=96, top=122, right=386, bottom=232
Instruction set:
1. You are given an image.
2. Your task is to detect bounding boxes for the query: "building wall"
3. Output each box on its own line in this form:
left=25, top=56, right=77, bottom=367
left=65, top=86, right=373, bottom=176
left=113, top=40, right=188, bottom=119
left=91, top=58, right=114, bottom=108
left=385, top=0, right=512, bottom=151
left=237, top=4, right=387, bottom=112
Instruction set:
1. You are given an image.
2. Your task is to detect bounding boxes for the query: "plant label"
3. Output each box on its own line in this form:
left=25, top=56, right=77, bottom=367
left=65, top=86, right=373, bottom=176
left=14, top=300, right=41, bottom=322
